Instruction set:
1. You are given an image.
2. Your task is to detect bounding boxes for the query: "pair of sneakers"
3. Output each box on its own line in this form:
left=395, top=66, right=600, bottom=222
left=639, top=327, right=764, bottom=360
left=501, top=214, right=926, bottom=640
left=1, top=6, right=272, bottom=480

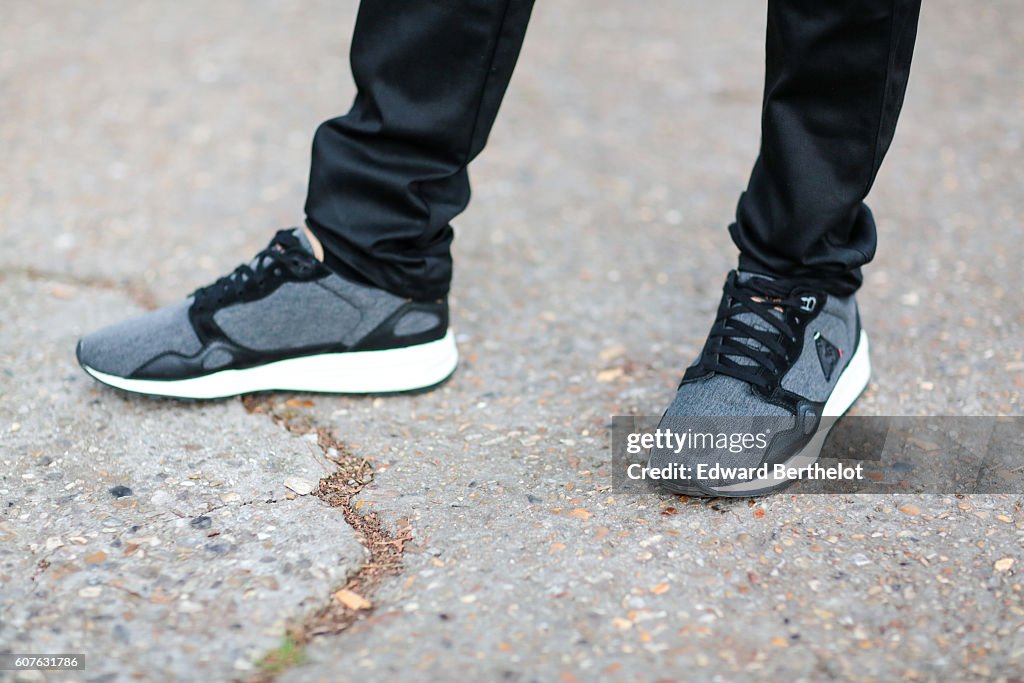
left=77, top=228, right=870, bottom=496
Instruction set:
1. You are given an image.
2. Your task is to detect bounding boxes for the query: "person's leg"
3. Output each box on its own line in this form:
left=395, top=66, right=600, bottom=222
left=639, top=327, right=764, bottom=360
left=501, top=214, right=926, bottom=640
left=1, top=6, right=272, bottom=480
left=730, top=0, right=922, bottom=295
left=77, top=0, right=535, bottom=398
left=650, top=0, right=922, bottom=497
left=306, top=0, right=535, bottom=301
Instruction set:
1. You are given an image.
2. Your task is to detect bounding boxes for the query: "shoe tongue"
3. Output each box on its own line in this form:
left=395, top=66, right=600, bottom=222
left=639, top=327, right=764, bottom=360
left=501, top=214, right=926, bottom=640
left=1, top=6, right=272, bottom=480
left=726, top=271, right=786, bottom=367
left=269, top=227, right=312, bottom=256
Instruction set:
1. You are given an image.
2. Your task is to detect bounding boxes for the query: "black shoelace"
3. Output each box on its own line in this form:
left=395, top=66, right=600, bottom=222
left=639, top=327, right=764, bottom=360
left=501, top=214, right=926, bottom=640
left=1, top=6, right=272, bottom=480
left=192, top=229, right=316, bottom=309
left=696, top=274, right=810, bottom=390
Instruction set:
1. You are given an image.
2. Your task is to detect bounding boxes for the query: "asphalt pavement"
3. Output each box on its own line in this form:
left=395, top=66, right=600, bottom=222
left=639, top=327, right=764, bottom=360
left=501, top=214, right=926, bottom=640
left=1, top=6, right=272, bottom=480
left=1, top=1, right=1022, bottom=681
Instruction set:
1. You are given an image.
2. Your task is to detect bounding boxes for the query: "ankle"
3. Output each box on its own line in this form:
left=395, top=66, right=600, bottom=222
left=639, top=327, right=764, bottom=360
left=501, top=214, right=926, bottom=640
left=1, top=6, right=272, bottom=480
left=302, top=225, right=325, bottom=262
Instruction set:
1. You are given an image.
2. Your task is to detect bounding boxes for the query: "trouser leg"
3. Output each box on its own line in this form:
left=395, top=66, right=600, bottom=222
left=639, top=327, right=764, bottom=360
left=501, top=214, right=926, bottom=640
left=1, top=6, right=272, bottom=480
left=305, top=0, right=535, bottom=300
left=730, top=0, right=922, bottom=295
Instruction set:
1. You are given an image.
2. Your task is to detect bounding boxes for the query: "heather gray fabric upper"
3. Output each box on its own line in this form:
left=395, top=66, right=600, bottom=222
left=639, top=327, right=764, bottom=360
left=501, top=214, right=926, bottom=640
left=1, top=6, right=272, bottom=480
left=77, top=298, right=201, bottom=377
left=665, top=373, right=792, bottom=418
left=782, top=291, right=857, bottom=402
left=212, top=275, right=404, bottom=352
left=77, top=229, right=408, bottom=378
left=393, top=310, right=442, bottom=336
left=665, top=271, right=858, bottom=416
left=652, top=271, right=860, bottom=488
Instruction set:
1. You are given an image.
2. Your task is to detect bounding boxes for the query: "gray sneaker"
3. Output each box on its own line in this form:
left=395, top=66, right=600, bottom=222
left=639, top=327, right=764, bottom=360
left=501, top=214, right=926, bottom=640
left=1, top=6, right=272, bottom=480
left=76, top=229, right=458, bottom=399
left=648, top=270, right=870, bottom=496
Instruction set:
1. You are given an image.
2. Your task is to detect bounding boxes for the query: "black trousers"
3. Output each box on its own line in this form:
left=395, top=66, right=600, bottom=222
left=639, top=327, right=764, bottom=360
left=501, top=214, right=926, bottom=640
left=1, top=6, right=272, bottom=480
left=305, top=0, right=922, bottom=300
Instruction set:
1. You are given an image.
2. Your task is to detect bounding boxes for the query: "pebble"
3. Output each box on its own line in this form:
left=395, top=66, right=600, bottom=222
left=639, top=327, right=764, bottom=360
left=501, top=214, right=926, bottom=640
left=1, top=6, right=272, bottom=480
left=179, top=601, right=204, bottom=614
left=151, top=491, right=173, bottom=506
left=850, top=553, right=872, bottom=567
left=190, top=516, right=212, bottom=529
left=284, top=477, right=316, bottom=496
left=109, top=485, right=133, bottom=498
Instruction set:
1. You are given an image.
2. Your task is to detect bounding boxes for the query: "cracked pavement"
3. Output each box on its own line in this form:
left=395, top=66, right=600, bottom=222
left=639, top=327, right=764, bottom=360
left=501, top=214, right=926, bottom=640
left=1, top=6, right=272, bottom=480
left=2, top=0, right=1023, bottom=681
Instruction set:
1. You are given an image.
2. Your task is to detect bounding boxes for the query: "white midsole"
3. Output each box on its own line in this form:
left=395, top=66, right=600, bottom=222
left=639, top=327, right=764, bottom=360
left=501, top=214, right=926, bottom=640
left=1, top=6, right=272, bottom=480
left=712, top=330, right=872, bottom=494
left=82, top=330, right=459, bottom=399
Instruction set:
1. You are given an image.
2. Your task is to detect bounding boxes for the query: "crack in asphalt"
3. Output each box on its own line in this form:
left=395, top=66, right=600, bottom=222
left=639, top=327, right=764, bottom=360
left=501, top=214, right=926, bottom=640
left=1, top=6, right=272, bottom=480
left=240, top=394, right=413, bottom=682
left=5, top=269, right=411, bottom=678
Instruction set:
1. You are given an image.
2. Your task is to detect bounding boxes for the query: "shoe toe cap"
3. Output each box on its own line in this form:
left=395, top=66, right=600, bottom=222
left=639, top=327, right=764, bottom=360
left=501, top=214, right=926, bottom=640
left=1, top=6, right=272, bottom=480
left=76, top=300, right=202, bottom=379
left=76, top=322, right=146, bottom=378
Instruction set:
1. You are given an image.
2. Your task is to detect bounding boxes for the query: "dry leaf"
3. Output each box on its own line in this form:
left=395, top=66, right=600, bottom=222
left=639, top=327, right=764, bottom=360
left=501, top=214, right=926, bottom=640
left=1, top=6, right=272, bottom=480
left=599, top=345, right=626, bottom=362
left=49, top=284, right=77, bottom=300
left=149, top=591, right=174, bottom=605
left=334, top=588, right=372, bottom=610
left=84, top=551, right=107, bottom=565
